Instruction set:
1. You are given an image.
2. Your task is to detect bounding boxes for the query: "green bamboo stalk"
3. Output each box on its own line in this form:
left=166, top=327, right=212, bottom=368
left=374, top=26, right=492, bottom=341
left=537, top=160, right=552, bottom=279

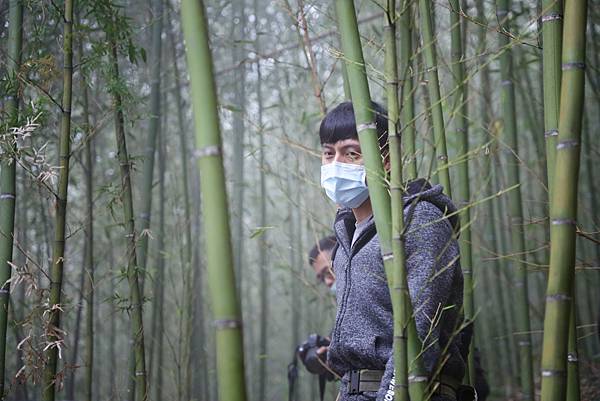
left=448, top=0, right=475, bottom=384
left=384, top=2, right=408, bottom=400
left=540, top=1, right=587, bottom=400
left=42, top=1, right=74, bottom=399
left=541, top=0, right=583, bottom=395
left=153, top=129, right=166, bottom=401
left=542, top=0, right=563, bottom=193
left=79, top=34, right=94, bottom=401
left=107, top=13, right=148, bottom=401
left=254, top=1, right=269, bottom=398
left=398, top=0, right=417, bottom=180
left=127, top=2, right=162, bottom=395
left=65, top=258, right=85, bottom=401
left=336, top=2, right=426, bottom=400
left=231, top=0, right=246, bottom=293
left=417, top=0, right=452, bottom=196
left=166, top=13, right=199, bottom=399
left=0, top=1, right=22, bottom=397
left=137, top=0, right=163, bottom=289
left=179, top=2, right=248, bottom=401
left=495, top=2, right=535, bottom=399
left=566, top=292, right=580, bottom=401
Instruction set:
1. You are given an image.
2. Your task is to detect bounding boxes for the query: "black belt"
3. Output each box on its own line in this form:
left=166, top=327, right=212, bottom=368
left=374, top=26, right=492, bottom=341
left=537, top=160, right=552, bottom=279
left=347, top=369, right=384, bottom=395
left=346, top=370, right=473, bottom=401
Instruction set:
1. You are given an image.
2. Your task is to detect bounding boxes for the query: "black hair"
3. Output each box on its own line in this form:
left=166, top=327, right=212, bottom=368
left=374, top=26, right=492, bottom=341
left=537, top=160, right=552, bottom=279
left=308, top=235, right=337, bottom=266
left=319, top=101, right=388, bottom=150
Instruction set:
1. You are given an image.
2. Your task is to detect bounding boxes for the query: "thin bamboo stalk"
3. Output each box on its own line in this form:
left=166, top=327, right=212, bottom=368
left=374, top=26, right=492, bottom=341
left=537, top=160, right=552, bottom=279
left=417, top=0, right=452, bottom=196
left=495, top=1, right=535, bottom=398
left=42, top=1, right=74, bottom=399
left=137, top=0, right=163, bottom=289
left=78, top=28, right=95, bottom=401
left=153, top=129, right=166, bottom=401
left=179, top=1, right=248, bottom=401
left=448, top=0, right=475, bottom=383
left=166, top=14, right=199, bottom=400
left=540, top=1, right=587, bottom=400
left=107, top=11, right=148, bottom=401
left=398, top=0, right=417, bottom=180
left=254, top=0, right=269, bottom=398
left=0, top=1, right=22, bottom=396
left=385, top=2, right=408, bottom=400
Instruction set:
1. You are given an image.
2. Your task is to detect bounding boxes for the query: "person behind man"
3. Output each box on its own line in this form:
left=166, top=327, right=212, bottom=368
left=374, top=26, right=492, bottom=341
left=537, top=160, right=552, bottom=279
left=308, top=235, right=338, bottom=291
left=319, top=101, right=467, bottom=401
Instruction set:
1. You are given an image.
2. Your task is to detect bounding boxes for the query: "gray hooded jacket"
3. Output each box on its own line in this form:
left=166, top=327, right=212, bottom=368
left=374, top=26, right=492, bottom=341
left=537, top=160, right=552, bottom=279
left=327, top=180, right=466, bottom=401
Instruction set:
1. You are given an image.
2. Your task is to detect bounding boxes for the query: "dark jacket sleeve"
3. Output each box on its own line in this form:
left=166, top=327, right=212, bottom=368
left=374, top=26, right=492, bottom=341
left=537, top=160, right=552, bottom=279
left=376, top=201, right=461, bottom=401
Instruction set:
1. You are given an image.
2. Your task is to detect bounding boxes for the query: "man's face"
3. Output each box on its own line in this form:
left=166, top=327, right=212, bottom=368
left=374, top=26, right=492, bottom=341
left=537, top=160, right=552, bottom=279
left=312, top=250, right=335, bottom=288
left=321, top=139, right=363, bottom=166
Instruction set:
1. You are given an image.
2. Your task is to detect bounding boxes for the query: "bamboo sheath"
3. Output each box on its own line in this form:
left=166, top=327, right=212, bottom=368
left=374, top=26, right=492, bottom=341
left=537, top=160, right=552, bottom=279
left=180, top=1, right=248, bottom=401
left=336, top=1, right=426, bottom=400
left=0, top=0, right=23, bottom=397
left=495, top=1, right=535, bottom=399
left=43, top=1, right=74, bottom=399
left=540, top=1, right=587, bottom=400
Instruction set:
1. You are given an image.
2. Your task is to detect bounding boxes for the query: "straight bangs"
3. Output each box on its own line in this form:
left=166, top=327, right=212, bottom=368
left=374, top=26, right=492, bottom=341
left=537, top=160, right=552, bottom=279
left=319, top=101, right=389, bottom=149
left=319, top=102, right=357, bottom=145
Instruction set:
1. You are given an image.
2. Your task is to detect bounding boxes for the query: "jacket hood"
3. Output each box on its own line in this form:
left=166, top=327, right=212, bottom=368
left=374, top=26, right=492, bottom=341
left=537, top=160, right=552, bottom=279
left=403, top=178, right=460, bottom=232
left=334, top=178, right=460, bottom=233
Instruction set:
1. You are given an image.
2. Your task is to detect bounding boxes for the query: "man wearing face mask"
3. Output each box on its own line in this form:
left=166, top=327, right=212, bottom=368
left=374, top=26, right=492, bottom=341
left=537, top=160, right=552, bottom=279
left=320, top=102, right=469, bottom=401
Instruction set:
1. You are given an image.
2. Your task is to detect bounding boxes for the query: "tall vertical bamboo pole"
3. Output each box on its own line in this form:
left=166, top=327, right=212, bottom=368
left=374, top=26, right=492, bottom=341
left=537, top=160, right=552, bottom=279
left=137, top=0, right=163, bottom=286
left=417, top=0, right=452, bottom=196
left=107, top=13, right=148, bottom=401
left=542, top=0, right=562, bottom=192
left=542, top=0, right=582, bottom=395
left=398, top=0, right=417, bottom=180
left=42, top=1, right=74, bottom=399
left=540, top=1, right=587, bottom=400
left=128, top=3, right=162, bottom=395
left=231, top=0, right=246, bottom=291
left=167, top=15, right=200, bottom=399
left=0, top=1, right=23, bottom=397
left=153, top=129, right=166, bottom=401
left=385, top=2, right=408, bottom=400
left=253, top=0, right=269, bottom=399
left=336, top=2, right=426, bottom=400
left=448, top=0, right=475, bottom=383
left=79, top=32, right=94, bottom=401
left=495, top=1, right=535, bottom=398
left=179, top=1, right=248, bottom=401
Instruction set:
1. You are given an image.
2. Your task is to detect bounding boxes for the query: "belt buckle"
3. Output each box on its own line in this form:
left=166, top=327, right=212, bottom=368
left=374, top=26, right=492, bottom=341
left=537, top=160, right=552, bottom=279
left=348, top=370, right=361, bottom=395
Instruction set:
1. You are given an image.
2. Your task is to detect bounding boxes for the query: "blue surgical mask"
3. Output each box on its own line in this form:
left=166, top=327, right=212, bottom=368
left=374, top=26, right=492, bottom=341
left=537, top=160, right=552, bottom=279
left=320, top=161, right=369, bottom=209
left=329, top=282, right=336, bottom=295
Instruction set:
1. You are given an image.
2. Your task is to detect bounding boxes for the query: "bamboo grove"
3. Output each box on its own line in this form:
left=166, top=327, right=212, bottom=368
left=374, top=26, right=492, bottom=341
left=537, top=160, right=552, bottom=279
left=0, top=0, right=598, bottom=401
